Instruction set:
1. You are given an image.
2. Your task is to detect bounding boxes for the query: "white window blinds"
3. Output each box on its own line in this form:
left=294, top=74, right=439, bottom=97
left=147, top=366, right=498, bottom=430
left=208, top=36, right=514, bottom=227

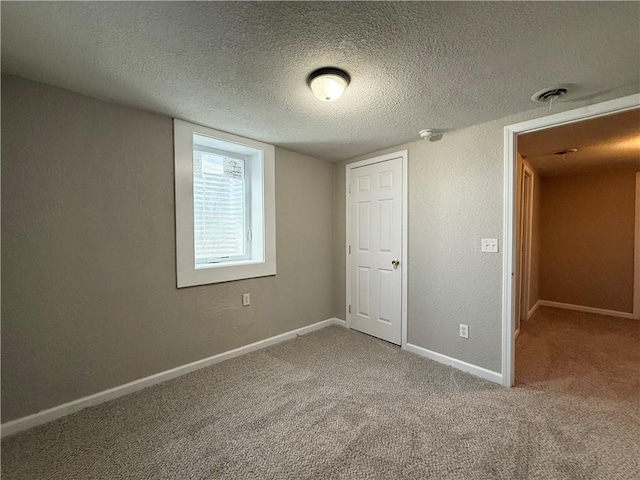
left=193, top=150, right=248, bottom=266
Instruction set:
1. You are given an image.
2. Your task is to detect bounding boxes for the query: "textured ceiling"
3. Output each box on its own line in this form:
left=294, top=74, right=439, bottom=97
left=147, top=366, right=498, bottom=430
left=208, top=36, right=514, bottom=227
left=2, top=1, right=639, bottom=161
left=519, top=108, right=640, bottom=177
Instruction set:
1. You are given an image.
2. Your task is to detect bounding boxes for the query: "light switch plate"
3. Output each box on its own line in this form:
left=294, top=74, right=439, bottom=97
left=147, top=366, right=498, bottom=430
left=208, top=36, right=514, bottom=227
left=481, top=238, right=498, bottom=253
left=459, top=324, right=469, bottom=339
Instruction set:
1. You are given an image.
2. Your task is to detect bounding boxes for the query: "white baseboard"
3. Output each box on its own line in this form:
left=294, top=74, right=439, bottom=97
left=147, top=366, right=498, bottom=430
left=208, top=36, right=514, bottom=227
left=1, top=317, right=345, bottom=438
left=527, top=300, right=540, bottom=320
left=538, top=300, right=636, bottom=320
left=332, top=318, right=346, bottom=327
left=403, top=343, right=502, bottom=385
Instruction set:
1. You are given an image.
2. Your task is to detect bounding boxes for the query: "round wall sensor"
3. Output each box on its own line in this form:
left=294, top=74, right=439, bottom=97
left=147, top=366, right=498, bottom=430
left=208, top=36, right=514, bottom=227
left=419, top=129, right=436, bottom=140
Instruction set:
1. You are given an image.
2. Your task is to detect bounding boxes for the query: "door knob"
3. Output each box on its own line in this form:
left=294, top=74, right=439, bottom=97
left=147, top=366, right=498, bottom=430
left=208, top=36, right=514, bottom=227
left=392, top=259, right=400, bottom=267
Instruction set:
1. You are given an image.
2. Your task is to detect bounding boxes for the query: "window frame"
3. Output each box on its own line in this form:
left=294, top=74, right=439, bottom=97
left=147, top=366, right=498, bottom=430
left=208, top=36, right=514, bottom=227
left=174, top=119, right=276, bottom=287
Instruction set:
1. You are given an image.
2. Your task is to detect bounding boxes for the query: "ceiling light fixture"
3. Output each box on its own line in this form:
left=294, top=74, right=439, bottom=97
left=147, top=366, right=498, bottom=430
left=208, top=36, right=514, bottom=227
left=308, top=68, right=350, bottom=102
left=553, top=148, right=578, bottom=161
left=553, top=148, right=578, bottom=156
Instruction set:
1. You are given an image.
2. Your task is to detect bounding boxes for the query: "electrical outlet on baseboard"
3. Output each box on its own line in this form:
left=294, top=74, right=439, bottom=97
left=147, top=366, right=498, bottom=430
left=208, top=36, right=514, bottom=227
left=459, top=324, right=469, bottom=339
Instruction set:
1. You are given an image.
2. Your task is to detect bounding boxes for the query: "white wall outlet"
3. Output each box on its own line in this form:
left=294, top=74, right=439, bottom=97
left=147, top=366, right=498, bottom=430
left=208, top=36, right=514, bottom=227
left=481, top=238, right=499, bottom=253
left=242, top=293, right=251, bottom=307
left=459, top=324, right=469, bottom=339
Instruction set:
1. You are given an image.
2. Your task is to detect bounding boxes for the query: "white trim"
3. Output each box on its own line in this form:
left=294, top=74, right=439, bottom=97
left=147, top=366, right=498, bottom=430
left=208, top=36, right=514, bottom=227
left=502, top=113, right=517, bottom=388
left=332, top=318, right=347, bottom=327
left=527, top=299, right=540, bottom=320
left=503, top=93, right=640, bottom=387
left=634, top=172, right=640, bottom=319
left=402, top=152, right=408, bottom=347
left=519, top=164, right=534, bottom=326
left=345, top=167, right=351, bottom=329
left=1, top=318, right=345, bottom=438
left=345, top=150, right=409, bottom=347
left=404, top=343, right=503, bottom=384
left=537, top=300, right=636, bottom=320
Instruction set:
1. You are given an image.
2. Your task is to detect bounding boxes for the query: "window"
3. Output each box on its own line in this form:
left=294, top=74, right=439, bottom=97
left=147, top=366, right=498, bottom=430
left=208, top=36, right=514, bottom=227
left=193, top=148, right=248, bottom=265
left=174, top=119, right=276, bottom=287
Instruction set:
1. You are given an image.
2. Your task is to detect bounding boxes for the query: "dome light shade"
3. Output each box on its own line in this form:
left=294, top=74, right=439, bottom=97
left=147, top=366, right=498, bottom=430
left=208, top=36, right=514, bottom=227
left=308, top=68, right=350, bottom=102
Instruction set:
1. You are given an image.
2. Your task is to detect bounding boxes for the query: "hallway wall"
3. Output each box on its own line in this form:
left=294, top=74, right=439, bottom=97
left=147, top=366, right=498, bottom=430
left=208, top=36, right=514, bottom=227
left=539, top=168, right=637, bottom=313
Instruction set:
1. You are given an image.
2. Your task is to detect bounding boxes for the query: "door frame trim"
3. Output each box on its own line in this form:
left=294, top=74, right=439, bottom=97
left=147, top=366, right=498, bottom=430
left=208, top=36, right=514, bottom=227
left=517, top=163, right=534, bottom=327
left=345, top=150, right=409, bottom=347
left=502, top=93, right=640, bottom=387
left=635, top=172, right=640, bottom=320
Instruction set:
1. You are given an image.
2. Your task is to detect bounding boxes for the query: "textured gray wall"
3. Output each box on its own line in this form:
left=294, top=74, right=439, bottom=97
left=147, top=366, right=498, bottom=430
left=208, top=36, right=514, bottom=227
left=1, top=75, right=334, bottom=422
left=333, top=86, right=640, bottom=373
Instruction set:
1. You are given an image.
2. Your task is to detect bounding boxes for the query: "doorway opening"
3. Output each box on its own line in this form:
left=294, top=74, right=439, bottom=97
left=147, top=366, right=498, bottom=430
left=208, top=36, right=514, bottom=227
left=502, top=94, right=640, bottom=387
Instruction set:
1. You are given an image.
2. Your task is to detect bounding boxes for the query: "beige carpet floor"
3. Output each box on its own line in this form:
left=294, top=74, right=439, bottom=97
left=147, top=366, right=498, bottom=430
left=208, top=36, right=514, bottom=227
left=2, top=309, right=639, bottom=479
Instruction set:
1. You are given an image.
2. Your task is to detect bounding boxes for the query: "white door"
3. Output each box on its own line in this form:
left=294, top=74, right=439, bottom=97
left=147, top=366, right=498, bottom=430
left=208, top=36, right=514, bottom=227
left=348, top=157, right=403, bottom=345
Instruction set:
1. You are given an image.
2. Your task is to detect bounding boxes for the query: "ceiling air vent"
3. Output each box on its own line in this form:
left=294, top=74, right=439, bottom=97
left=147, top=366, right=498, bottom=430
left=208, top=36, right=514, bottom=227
left=530, top=84, right=572, bottom=104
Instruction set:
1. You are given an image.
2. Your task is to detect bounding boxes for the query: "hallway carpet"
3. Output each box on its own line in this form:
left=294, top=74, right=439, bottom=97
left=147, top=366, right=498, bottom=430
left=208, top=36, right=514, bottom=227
left=516, top=306, right=640, bottom=404
left=2, top=313, right=639, bottom=479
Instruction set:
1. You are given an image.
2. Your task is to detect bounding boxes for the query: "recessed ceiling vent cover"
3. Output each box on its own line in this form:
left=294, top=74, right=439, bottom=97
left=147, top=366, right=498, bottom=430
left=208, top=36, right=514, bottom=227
left=531, top=85, right=571, bottom=103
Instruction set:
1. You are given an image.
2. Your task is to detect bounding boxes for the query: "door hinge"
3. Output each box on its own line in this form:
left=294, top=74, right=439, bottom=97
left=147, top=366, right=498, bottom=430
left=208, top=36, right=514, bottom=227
left=348, top=184, right=352, bottom=194
left=348, top=305, right=351, bottom=314
left=349, top=245, right=351, bottom=254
